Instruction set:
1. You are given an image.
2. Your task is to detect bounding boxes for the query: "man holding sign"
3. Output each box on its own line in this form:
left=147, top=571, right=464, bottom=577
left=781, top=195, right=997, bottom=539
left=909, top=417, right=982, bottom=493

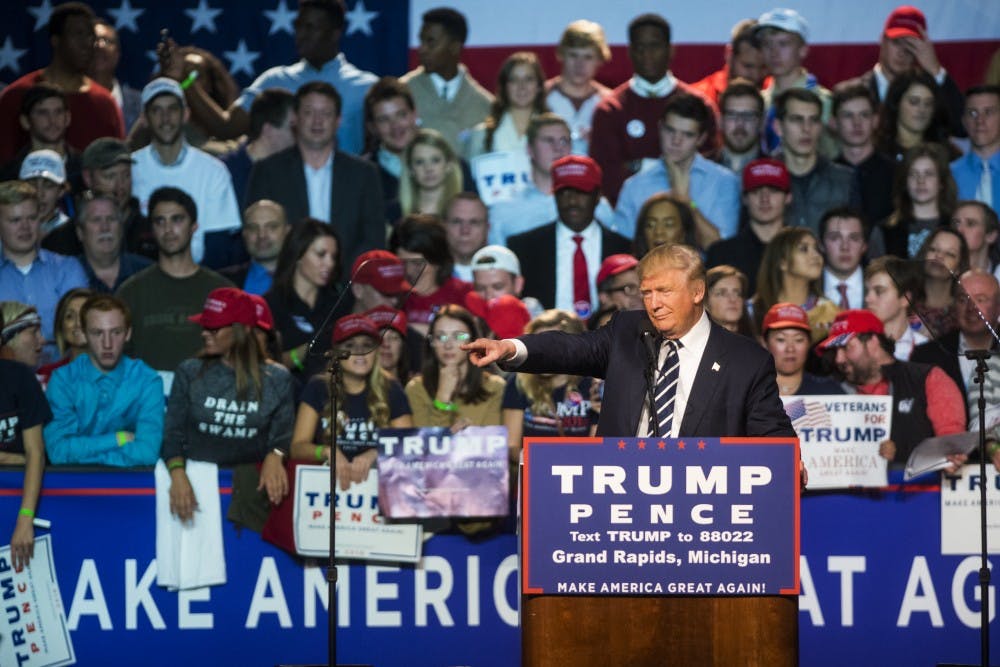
left=464, top=243, right=795, bottom=443
left=818, top=309, right=966, bottom=466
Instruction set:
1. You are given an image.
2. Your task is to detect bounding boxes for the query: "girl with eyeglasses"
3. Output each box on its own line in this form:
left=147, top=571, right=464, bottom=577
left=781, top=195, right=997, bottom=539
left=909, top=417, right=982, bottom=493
left=289, top=314, right=413, bottom=490
left=405, top=304, right=505, bottom=429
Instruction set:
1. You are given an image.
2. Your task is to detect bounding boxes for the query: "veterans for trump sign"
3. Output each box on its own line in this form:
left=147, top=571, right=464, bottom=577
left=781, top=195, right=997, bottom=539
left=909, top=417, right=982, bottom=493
left=521, top=437, right=799, bottom=597
left=782, top=395, right=892, bottom=489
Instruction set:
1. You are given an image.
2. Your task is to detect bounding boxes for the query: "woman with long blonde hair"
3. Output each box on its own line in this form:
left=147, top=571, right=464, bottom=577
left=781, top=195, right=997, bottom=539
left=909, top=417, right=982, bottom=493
left=399, top=128, right=463, bottom=217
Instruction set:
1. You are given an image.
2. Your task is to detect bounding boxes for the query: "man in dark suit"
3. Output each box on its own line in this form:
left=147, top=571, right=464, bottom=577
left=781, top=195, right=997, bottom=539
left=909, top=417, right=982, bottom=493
left=464, top=243, right=795, bottom=441
left=507, top=155, right=632, bottom=320
left=244, top=81, right=384, bottom=268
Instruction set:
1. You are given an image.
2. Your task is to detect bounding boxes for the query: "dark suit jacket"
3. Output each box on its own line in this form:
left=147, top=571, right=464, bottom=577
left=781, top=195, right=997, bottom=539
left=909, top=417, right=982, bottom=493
left=517, top=309, right=795, bottom=438
left=244, top=146, right=385, bottom=266
left=507, top=221, right=633, bottom=310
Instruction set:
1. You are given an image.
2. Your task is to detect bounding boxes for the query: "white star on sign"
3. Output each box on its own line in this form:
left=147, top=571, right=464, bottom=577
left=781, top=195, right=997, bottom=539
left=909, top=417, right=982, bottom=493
left=0, top=37, right=27, bottom=74
left=27, top=0, right=54, bottom=32
left=263, top=0, right=296, bottom=36
left=109, top=0, right=145, bottom=34
left=223, top=39, right=260, bottom=77
left=344, top=0, right=378, bottom=37
left=184, top=0, right=223, bottom=34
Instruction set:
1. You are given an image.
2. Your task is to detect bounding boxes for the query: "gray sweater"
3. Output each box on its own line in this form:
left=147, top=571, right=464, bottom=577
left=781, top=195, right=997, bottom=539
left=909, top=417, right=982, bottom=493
left=162, top=358, right=294, bottom=464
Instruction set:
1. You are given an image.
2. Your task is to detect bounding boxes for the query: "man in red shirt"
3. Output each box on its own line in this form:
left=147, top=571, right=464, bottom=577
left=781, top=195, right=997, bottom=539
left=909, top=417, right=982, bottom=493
left=818, top=309, right=966, bottom=467
left=691, top=20, right=766, bottom=107
left=588, top=13, right=718, bottom=204
left=0, top=2, right=123, bottom=164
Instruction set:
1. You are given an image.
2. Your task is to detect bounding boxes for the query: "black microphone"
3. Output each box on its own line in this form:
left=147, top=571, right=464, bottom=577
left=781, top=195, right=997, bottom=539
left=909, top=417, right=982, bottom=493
left=638, top=317, right=660, bottom=437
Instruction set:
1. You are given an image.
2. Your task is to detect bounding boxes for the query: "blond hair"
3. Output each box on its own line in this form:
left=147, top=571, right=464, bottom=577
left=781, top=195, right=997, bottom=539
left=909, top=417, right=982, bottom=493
left=558, top=20, right=611, bottom=62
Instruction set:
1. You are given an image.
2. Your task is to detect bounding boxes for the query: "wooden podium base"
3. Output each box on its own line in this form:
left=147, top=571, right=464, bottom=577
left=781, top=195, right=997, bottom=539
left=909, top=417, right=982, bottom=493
left=521, top=595, right=798, bottom=667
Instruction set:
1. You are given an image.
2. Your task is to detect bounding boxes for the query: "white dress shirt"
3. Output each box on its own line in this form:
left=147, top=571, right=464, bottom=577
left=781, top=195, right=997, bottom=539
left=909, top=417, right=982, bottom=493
left=554, top=220, right=601, bottom=315
left=823, top=267, right=863, bottom=310
left=304, top=152, right=333, bottom=223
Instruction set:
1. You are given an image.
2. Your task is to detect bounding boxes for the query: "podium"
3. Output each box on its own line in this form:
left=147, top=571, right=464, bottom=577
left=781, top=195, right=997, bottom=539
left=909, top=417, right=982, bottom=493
left=522, top=595, right=797, bottom=666
left=520, top=436, right=800, bottom=667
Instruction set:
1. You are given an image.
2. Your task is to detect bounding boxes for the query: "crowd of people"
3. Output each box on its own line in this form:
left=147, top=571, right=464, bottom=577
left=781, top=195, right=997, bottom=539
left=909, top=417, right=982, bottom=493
left=1, top=0, right=1000, bottom=571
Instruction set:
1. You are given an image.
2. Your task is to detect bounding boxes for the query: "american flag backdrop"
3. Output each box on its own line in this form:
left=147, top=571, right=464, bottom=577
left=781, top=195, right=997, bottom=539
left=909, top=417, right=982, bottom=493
left=2, top=1, right=998, bottom=96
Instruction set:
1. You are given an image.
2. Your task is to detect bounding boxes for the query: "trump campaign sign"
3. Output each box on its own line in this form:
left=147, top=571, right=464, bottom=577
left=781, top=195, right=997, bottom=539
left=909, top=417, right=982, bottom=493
left=521, top=437, right=800, bottom=596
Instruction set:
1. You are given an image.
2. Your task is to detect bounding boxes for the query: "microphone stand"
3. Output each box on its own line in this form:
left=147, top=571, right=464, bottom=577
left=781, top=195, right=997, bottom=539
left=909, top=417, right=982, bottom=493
left=324, top=346, right=350, bottom=667
left=899, top=260, right=998, bottom=667
left=965, top=348, right=992, bottom=667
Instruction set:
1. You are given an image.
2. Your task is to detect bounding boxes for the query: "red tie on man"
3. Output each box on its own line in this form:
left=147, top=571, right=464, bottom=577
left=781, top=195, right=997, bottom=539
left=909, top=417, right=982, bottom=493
left=836, top=282, right=849, bottom=309
left=572, top=235, right=591, bottom=317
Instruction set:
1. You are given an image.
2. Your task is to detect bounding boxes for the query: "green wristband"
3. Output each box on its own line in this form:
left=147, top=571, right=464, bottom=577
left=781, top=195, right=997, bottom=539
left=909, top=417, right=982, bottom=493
left=180, top=70, right=199, bottom=90
left=18, top=508, right=34, bottom=518
left=167, top=459, right=185, bottom=471
left=116, top=431, right=129, bottom=446
left=433, top=398, right=457, bottom=412
left=289, top=348, right=304, bottom=371
left=315, top=445, right=326, bottom=462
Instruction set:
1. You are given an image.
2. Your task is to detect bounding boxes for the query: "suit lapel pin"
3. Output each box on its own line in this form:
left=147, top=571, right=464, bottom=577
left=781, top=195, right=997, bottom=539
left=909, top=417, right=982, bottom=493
left=712, top=362, right=721, bottom=372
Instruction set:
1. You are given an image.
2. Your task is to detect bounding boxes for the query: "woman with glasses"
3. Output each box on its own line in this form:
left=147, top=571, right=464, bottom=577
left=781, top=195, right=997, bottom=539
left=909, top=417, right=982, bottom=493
left=289, top=314, right=413, bottom=490
left=162, top=288, right=295, bottom=528
left=405, top=304, right=505, bottom=429
left=704, top=265, right=753, bottom=337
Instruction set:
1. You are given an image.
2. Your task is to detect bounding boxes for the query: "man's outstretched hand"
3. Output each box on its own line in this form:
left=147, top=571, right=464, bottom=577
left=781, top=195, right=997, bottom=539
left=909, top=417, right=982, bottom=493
left=461, top=338, right=516, bottom=367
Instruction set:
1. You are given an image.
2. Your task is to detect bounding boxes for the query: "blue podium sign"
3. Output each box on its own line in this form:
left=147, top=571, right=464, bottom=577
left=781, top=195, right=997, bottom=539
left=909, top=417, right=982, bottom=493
left=522, top=437, right=800, bottom=596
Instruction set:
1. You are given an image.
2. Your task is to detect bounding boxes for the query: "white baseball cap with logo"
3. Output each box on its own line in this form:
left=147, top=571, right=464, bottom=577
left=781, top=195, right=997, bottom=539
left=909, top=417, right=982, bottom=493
left=19, top=149, right=66, bottom=184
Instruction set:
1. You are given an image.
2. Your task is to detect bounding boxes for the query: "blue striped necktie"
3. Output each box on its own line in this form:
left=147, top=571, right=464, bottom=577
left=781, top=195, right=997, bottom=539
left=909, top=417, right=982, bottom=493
left=653, top=339, right=682, bottom=437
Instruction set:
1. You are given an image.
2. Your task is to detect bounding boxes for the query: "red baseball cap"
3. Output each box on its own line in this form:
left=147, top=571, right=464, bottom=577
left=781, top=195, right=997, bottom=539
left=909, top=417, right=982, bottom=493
left=247, top=294, right=274, bottom=331
left=742, top=158, right=790, bottom=193
left=364, top=305, right=407, bottom=336
left=188, top=288, right=256, bottom=329
left=818, top=309, right=885, bottom=351
left=596, top=254, right=639, bottom=287
left=883, top=6, right=926, bottom=40
left=761, top=302, right=810, bottom=335
left=331, top=314, right=380, bottom=345
left=352, top=250, right=412, bottom=295
left=551, top=155, right=602, bottom=193
left=464, top=292, right=531, bottom=340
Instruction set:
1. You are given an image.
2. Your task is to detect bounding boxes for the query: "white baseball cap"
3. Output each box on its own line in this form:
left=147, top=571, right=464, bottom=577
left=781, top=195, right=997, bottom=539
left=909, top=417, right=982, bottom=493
left=471, top=245, right=522, bottom=276
left=141, top=77, right=185, bottom=107
left=19, top=149, right=66, bottom=184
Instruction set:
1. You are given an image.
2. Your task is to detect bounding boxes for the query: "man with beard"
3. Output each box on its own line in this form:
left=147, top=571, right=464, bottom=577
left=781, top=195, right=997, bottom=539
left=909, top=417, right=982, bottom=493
left=0, top=2, right=123, bottom=163
left=75, top=193, right=151, bottom=293
left=131, top=79, right=241, bottom=268
left=819, top=308, right=965, bottom=466
left=219, top=200, right=290, bottom=295
left=116, top=187, right=231, bottom=373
